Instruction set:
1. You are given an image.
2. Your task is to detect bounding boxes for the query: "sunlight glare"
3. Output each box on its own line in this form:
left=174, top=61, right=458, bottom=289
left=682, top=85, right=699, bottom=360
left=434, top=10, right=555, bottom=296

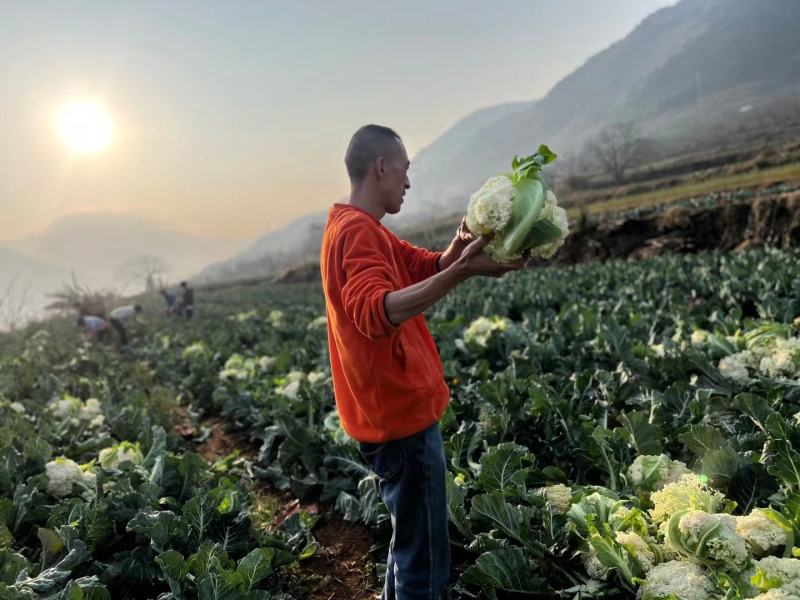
left=56, top=101, right=113, bottom=153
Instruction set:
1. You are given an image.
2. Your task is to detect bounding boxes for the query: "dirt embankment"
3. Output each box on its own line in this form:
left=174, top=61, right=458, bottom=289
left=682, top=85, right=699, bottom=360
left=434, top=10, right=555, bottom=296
left=274, top=189, right=800, bottom=283
left=556, top=190, right=800, bottom=263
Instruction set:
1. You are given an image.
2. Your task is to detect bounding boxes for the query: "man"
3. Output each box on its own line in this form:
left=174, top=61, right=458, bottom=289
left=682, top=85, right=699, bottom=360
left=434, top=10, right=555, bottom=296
left=320, top=125, right=525, bottom=599
left=76, top=315, right=110, bottom=343
left=108, top=304, right=142, bottom=346
left=179, top=281, right=194, bottom=319
left=159, top=288, right=178, bottom=315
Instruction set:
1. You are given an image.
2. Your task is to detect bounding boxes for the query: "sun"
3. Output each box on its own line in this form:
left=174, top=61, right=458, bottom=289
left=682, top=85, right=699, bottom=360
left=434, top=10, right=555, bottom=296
left=56, top=101, right=113, bottom=153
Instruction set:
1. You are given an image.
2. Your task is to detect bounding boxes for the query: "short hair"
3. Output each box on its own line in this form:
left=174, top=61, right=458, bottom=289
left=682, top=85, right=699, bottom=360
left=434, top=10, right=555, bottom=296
left=180, top=281, right=187, bottom=287
left=344, top=125, right=403, bottom=182
left=134, top=305, right=142, bottom=313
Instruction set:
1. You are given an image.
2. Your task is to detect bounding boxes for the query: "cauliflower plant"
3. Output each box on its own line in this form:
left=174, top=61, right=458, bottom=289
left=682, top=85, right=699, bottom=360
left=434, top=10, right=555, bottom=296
left=719, top=351, right=756, bottom=385
left=268, top=309, right=285, bottom=328
left=80, top=398, right=102, bottom=420
left=751, top=557, right=800, bottom=595
left=464, top=146, right=568, bottom=263
left=542, top=484, right=572, bottom=515
left=582, top=546, right=607, bottom=581
left=641, top=560, right=718, bottom=600
left=50, top=395, right=82, bottom=420
left=276, top=371, right=307, bottom=399
left=46, top=457, right=84, bottom=497
left=182, top=341, right=209, bottom=361
left=99, top=441, right=143, bottom=469
left=615, top=530, right=657, bottom=572
left=758, top=337, right=800, bottom=379
left=307, top=315, right=328, bottom=330
left=463, top=316, right=511, bottom=347
left=666, top=510, right=749, bottom=572
left=691, top=330, right=709, bottom=347
left=649, top=473, right=727, bottom=525
left=628, top=454, right=690, bottom=491
left=307, top=371, right=327, bottom=385
left=736, top=508, right=792, bottom=557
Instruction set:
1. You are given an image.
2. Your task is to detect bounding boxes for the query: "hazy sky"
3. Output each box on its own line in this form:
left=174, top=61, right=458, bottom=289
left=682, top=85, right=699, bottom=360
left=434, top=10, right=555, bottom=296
left=1, top=0, right=675, bottom=242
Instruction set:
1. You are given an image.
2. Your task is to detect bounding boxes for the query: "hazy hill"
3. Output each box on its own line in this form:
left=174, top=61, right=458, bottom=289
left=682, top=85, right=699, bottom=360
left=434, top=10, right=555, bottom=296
left=397, top=0, right=800, bottom=220
left=197, top=0, right=800, bottom=283
left=0, top=248, right=70, bottom=328
left=4, top=212, right=245, bottom=291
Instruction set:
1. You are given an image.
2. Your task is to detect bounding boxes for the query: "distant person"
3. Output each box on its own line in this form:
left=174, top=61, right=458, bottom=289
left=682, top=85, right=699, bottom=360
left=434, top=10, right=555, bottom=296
left=108, top=304, right=142, bottom=345
left=179, top=281, right=194, bottom=319
left=159, top=288, right=178, bottom=315
left=76, top=315, right=110, bottom=343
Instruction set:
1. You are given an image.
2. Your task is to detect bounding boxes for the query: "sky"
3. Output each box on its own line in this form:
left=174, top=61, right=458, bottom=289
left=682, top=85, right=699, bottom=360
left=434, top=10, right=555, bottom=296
left=0, top=0, right=676, bottom=243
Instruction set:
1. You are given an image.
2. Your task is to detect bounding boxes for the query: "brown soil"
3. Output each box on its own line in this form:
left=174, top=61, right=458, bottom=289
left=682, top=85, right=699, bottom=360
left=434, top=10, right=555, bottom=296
left=303, top=516, right=379, bottom=600
left=174, top=408, right=380, bottom=599
left=194, top=416, right=259, bottom=462
left=555, top=188, right=800, bottom=264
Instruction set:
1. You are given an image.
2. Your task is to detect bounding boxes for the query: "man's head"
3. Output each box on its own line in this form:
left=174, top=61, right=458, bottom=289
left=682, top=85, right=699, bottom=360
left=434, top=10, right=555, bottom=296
left=345, top=125, right=410, bottom=215
left=180, top=281, right=187, bottom=288
left=76, top=316, right=85, bottom=327
left=134, top=305, right=143, bottom=314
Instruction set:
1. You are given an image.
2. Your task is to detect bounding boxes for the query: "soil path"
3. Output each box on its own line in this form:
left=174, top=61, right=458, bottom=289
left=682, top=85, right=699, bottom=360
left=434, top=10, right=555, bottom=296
left=173, top=409, right=380, bottom=600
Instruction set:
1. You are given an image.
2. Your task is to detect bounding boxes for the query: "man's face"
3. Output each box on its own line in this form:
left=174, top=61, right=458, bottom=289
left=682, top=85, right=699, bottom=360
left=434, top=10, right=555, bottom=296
left=379, top=143, right=410, bottom=214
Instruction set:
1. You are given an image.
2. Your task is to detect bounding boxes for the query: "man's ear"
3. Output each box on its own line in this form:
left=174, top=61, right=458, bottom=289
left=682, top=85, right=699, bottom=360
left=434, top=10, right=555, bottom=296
left=375, top=156, right=385, bottom=178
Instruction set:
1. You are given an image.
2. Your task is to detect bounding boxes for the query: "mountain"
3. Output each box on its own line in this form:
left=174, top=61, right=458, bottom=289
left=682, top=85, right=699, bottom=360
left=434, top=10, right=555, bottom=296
left=4, top=212, right=246, bottom=291
left=197, top=0, right=800, bottom=282
left=398, top=0, right=800, bottom=219
left=0, top=248, right=70, bottom=328
left=195, top=211, right=328, bottom=283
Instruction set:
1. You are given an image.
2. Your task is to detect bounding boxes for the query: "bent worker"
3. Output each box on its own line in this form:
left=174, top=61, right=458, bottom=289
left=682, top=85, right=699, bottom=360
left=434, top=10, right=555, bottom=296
left=320, top=125, right=526, bottom=599
left=76, top=315, right=110, bottom=343
left=108, top=304, right=142, bottom=346
left=159, top=288, right=177, bottom=315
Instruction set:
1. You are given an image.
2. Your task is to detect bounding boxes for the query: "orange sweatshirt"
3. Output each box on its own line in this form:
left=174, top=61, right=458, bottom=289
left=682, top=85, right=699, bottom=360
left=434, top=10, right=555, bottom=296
left=320, top=203, right=450, bottom=443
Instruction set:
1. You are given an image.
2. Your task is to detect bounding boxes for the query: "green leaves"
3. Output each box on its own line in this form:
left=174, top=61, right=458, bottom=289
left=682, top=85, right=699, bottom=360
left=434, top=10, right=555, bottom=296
left=183, top=494, right=216, bottom=548
left=156, top=545, right=282, bottom=599
left=469, top=493, right=540, bottom=554
left=236, top=548, right=275, bottom=592
left=766, top=440, right=800, bottom=492
left=617, top=411, right=662, bottom=455
left=510, top=145, right=557, bottom=182
left=476, top=443, right=534, bottom=498
left=445, top=472, right=472, bottom=540
left=127, top=511, right=189, bottom=551
left=462, top=547, right=542, bottom=596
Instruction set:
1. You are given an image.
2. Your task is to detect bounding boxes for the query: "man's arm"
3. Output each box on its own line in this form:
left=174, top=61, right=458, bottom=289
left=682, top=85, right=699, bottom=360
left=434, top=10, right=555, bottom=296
left=384, top=236, right=525, bottom=325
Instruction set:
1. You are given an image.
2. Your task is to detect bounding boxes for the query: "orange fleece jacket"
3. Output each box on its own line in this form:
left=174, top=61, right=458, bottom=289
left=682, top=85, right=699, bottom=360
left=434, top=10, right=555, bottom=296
left=320, top=203, right=450, bottom=443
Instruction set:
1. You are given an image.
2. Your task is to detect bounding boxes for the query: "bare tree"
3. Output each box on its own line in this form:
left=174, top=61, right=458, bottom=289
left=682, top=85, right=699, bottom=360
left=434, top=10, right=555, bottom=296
left=587, top=122, right=647, bottom=185
left=116, top=254, right=172, bottom=293
left=46, top=272, right=118, bottom=318
left=0, top=276, right=36, bottom=331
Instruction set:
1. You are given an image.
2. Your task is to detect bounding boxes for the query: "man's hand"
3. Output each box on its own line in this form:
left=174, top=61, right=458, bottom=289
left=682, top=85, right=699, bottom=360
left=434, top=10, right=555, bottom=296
left=454, top=235, right=528, bottom=278
left=455, top=216, right=474, bottom=245
left=438, top=216, right=476, bottom=271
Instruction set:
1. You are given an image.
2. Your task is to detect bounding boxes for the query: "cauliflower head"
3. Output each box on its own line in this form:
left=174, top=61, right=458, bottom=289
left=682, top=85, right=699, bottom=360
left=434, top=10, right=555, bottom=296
left=649, top=473, right=727, bottom=525
left=666, top=510, right=749, bottom=572
left=465, top=175, right=515, bottom=235
left=641, top=560, right=718, bottom=600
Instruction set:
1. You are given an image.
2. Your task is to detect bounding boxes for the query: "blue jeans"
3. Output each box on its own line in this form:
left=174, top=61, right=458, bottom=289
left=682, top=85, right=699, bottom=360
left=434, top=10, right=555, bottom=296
left=359, top=423, right=451, bottom=600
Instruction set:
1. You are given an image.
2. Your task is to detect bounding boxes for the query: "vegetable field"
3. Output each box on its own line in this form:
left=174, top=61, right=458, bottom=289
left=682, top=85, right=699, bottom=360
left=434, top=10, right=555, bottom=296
left=2, top=247, right=800, bottom=599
